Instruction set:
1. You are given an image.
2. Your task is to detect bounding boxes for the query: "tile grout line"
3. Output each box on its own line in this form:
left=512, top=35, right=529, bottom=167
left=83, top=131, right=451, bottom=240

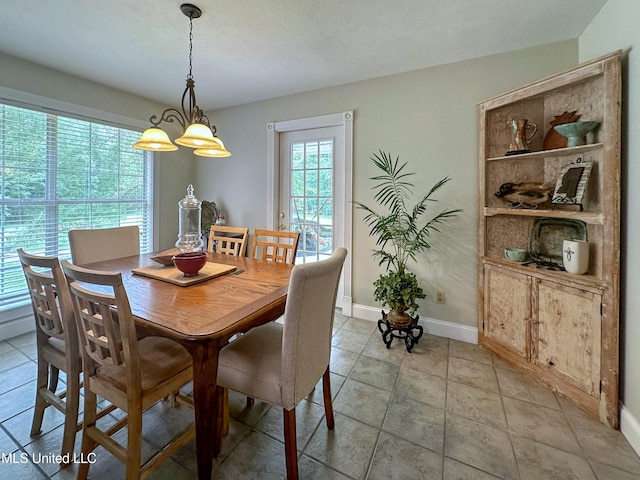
left=492, top=354, right=524, bottom=480
left=0, top=422, right=52, bottom=479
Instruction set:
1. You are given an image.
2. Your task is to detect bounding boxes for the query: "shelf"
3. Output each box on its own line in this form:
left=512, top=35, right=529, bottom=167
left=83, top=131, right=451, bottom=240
left=482, top=257, right=604, bottom=292
left=486, top=143, right=603, bottom=162
left=478, top=52, right=621, bottom=428
left=483, top=207, right=604, bottom=224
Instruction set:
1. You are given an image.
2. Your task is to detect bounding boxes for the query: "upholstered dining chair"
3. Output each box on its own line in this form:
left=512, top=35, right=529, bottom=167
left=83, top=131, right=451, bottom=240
left=61, top=261, right=195, bottom=480
left=68, top=225, right=140, bottom=265
left=251, top=229, right=300, bottom=264
left=216, top=247, right=347, bottom=480
left=17, top=248, right=82, bottom=462
left=243, top=228, right=300, bottom=409
left=208, top=225, right=249, bottom=256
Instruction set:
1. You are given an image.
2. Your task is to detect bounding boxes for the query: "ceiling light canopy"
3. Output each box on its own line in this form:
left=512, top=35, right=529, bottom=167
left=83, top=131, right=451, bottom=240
left=133, top=3, right=230, bottom=158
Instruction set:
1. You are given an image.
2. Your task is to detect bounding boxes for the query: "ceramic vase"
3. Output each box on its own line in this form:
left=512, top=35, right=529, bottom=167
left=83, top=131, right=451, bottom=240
left=562, top=239, right=589, bottom=274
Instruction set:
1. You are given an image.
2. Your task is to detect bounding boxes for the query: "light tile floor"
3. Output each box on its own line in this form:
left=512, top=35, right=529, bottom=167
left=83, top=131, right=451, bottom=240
left=1, top=312, right=640, bottom=479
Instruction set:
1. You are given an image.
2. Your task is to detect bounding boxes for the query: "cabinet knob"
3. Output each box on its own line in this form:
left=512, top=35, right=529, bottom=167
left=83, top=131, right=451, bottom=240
left=536, top=278, right=542, bottom=284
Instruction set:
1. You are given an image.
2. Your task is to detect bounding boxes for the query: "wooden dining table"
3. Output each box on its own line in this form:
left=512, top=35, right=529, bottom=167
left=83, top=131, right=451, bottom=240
left=83, top=251, right=293, bottom=480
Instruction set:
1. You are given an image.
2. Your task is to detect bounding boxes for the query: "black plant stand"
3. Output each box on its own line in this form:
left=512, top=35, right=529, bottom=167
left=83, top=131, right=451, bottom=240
left=377, top=310, right=424, bottom=353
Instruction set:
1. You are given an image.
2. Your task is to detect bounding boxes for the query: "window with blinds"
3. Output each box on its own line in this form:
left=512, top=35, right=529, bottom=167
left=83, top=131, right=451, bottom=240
left=0, top=102, right=153, bottom=309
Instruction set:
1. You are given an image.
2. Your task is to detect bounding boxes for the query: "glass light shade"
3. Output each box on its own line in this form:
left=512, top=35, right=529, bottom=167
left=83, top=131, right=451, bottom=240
left=194, top=138, right=231, bottom=157
left=175, top=123, right=223, bottom=148
left=194, top=147, right=231, bottom=157
left=133, top=128, right=178, bottom=151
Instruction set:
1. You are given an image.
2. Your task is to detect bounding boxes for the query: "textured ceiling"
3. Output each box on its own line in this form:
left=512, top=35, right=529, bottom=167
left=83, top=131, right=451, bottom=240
left=0, top=0, right=607, bottom=110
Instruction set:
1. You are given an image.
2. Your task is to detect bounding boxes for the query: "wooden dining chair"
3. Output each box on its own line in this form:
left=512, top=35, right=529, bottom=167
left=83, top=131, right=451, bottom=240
left=61, top=261, right=195, bottom=480
left=68, top=225, right=140, bottom=265
left=208, top=225, right=249, bottom=256
left=216, top=248, right=347, bottom=480
left=251, top=229, right=300, bottom=264
left=17, top=249, right=82, bottom=463
left=207, top=224, right=249, bottom=433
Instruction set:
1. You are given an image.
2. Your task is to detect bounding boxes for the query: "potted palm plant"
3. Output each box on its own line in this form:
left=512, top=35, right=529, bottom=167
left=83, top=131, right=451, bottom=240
left=355, top=150, right=461, bottom=328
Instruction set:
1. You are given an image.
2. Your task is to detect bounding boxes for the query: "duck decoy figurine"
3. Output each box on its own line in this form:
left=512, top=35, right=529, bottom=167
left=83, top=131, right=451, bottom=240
left=495, top=182, right=554, bottom=209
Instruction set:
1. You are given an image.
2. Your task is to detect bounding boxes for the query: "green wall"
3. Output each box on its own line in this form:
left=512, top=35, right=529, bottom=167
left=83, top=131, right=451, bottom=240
left=196, top=40, right=578, bottom=327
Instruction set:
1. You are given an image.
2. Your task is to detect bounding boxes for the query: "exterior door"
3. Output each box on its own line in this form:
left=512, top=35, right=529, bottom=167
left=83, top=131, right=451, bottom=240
left=267, top=111, right=353, bottom=314
left=279, top=126, right=343, bottom=264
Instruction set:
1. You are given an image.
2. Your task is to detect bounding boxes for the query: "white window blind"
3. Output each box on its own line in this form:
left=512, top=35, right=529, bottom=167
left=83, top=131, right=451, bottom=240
left=0, top=102, right=153, bottom=309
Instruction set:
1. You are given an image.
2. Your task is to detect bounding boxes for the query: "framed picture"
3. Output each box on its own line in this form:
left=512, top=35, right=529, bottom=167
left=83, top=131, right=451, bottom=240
left=552, top=158, right=592, bottom=210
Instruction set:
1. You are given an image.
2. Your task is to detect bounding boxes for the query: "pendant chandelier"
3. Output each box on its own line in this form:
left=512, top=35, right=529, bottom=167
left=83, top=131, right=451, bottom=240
left=133, top=3, right=230, bottom=157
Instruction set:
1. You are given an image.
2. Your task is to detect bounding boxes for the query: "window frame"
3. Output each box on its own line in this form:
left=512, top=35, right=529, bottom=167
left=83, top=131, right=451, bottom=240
left=0, top=86, right=158, bottom=327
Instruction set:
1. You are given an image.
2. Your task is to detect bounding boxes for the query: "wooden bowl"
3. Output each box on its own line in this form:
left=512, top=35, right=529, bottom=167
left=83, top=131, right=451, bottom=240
left=172, top=251, right=208, bottom=277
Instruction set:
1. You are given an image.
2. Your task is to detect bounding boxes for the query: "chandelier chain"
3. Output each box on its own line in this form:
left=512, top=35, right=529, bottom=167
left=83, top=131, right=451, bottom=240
left=188, top=15, right=194, bottom=79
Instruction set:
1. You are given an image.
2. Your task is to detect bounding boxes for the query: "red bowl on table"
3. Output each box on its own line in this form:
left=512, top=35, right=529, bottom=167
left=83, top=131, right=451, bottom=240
left=172, top=251, right=208, bottom=277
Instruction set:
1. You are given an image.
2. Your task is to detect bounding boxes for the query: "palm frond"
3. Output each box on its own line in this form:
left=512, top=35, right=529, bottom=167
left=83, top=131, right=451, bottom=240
left=369, top=150, right=414, bottom=215
left=356, top=151, right=462, bottom=274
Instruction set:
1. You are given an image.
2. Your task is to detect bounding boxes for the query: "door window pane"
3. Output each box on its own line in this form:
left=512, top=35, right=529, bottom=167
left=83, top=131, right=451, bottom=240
left=289, top=139, right=334, bottom=263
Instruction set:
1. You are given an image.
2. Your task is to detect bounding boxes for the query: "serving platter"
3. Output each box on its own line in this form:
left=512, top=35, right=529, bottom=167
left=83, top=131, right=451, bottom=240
left=528, top=217, right=588, bottom=266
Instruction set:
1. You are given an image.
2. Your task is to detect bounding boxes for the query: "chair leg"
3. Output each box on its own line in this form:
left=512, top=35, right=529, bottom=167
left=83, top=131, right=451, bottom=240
left=214, top=386, right=226, bottom=450
left=78, top=391, right=98, bottom=480
left=125, top=402, right=143, bottom=480
left=222, top=388, right=230, bottom=436
left=283, top=408, right=299, bottom=480
left=60, top=373, right=81, bottom=463
left=48, top=364, right=60, bottom=393
left=322, top=366, right=335, bottom=430
left=30, top=358, right=50, bottom=436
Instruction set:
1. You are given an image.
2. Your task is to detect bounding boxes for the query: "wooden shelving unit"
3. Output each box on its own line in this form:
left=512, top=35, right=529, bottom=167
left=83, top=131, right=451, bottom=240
left=478, top=51, right=622, bottom=428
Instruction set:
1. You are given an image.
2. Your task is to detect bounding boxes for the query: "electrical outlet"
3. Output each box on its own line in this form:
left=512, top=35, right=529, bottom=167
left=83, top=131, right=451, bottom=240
left=435, top=290, right=445, bottom=304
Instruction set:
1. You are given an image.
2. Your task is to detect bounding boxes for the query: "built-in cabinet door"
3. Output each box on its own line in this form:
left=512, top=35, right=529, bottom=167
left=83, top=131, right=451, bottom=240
left=484, top=265, right=531, bottom=359
left=534, top=279, right=602, bottom=397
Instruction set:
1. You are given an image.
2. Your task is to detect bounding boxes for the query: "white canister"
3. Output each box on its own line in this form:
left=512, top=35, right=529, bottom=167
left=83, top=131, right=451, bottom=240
left=562, top=239, right=589, bottom=274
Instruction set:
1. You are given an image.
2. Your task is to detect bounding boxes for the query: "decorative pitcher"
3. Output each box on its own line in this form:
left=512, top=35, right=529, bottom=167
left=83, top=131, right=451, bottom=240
left=506, top=119, right=538, bottom=155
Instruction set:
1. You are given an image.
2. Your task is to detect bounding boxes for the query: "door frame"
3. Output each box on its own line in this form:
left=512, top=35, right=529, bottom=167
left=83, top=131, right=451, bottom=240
left=267, top=111, right=353, bottom=315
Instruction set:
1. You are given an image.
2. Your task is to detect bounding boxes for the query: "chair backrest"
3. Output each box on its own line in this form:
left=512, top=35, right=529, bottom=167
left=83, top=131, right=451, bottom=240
left=17, top=249, right=77, bottom=346
left=208, top=225, right=249, bottom=256
left=61, top=261, right=140, bottom=386
left=68, top=225, right=140, bottom=265
left=251, top=229, right=300, bottom=265
left=280, top=247, right=347, bottom=409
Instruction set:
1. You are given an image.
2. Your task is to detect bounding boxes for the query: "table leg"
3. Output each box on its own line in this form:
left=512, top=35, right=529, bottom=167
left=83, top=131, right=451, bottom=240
left=189, top=341, right=222, bottom=480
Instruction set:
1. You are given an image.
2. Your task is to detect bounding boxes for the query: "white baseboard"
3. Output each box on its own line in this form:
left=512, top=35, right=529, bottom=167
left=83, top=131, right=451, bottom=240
left=351, top=303, right=478, bottom=344
left=621, top=403, right=640, bottom=456
left=340, top=296, right=353, bottom=317
left=0, top=312, right=34, bottom=341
